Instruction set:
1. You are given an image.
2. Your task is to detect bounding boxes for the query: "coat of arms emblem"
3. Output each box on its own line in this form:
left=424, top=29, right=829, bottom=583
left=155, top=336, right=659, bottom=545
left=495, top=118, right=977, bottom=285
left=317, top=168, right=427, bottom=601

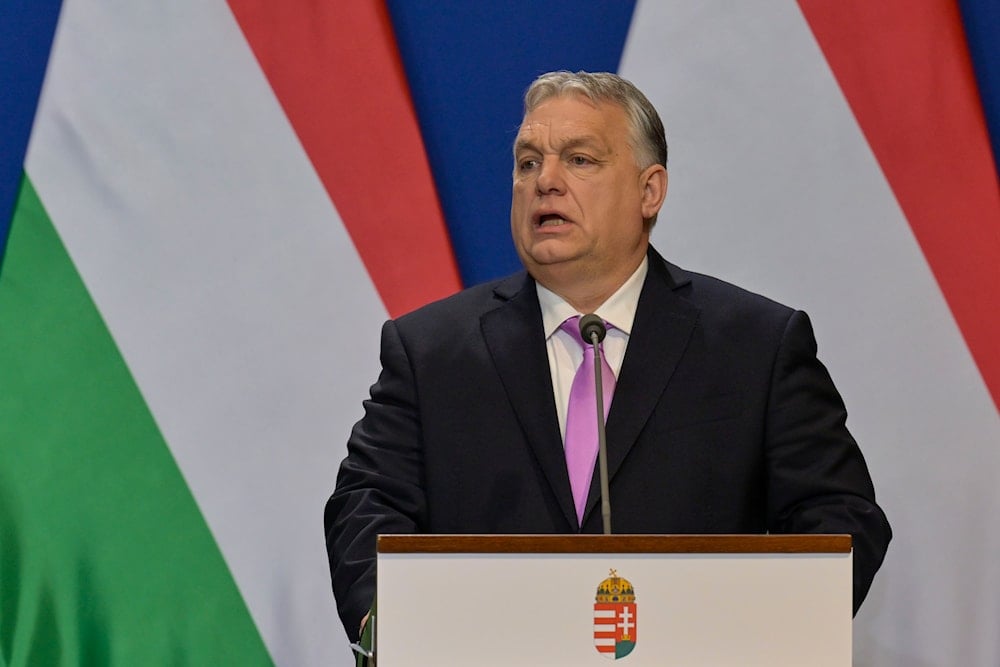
left=593, top=569, right=637, bottom=659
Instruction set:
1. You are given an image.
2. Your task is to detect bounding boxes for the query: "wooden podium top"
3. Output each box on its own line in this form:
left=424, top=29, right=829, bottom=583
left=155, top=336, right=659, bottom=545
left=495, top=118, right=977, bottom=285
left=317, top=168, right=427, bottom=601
left=377, top=533, right=851, bottom=554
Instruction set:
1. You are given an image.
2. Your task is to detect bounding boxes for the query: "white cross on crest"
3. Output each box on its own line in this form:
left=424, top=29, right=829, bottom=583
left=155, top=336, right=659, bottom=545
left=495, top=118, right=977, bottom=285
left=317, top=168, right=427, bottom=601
left=617, top=606, right=634, bottom=635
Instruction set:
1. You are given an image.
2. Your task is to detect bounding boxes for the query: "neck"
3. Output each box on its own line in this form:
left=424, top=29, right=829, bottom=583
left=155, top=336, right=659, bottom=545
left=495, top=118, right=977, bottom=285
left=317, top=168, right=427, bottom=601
left=555, top=285, right=619, bottom=314
left=535, top=255, right=645, bottom=314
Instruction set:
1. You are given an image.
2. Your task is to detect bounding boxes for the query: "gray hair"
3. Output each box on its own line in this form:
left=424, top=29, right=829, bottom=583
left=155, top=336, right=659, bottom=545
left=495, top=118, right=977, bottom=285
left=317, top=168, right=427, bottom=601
left=523, top=71, right=668, bottom=169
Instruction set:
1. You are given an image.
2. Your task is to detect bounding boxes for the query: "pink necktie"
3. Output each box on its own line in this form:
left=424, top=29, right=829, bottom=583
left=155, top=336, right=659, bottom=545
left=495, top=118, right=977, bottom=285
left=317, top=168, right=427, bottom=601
left=560, top=316, right=616, bottom=526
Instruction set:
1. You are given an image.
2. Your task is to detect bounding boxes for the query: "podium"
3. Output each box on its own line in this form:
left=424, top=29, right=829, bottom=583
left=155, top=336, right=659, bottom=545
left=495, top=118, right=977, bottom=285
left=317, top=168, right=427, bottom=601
left=375, top=534, right=852, bottom=666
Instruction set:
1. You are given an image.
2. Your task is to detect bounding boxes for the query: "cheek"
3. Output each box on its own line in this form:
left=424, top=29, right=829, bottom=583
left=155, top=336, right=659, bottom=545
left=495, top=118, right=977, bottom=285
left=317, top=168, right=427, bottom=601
left=511, top=186, right=532, bottom=215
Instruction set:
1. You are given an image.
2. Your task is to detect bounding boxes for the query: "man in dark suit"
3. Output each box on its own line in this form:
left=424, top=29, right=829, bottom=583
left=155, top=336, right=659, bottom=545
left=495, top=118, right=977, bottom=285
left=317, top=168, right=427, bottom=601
left=324, top=71, right=891, bottom=639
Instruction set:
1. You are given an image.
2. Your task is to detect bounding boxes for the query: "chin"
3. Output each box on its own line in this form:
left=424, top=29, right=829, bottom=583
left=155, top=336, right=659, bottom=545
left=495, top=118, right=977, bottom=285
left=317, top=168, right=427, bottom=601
left=526, top=249, right=573, bottom=267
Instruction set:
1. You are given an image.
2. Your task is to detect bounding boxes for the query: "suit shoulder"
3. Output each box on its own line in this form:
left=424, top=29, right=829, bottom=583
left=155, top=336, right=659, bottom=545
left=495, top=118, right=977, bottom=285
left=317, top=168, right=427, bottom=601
left=656, top=263, right=820, bottom=365
left=656, top=261, right=805, bottom=345
left=676, top=267, right=797, bottom=319
left=393, top=271, right=529, bottom=334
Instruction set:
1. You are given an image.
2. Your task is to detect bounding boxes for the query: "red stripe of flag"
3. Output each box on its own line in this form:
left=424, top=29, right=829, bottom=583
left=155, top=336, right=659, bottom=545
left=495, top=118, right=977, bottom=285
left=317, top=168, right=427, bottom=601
left=798, top=0, right=1000, bottom=411
left=226, top=1, right=462, bottom=318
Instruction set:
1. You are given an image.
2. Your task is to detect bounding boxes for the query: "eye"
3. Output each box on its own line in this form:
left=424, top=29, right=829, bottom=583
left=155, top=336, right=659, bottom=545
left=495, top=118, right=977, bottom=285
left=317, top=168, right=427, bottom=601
left=570, top=155, right=594, bottom=166
left=517, top=158, right=539, bottom=172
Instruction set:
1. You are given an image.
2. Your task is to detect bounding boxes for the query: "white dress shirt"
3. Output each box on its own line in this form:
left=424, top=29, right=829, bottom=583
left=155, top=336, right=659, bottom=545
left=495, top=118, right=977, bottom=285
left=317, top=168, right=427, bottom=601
left=536, top=257, right=648, bottom=440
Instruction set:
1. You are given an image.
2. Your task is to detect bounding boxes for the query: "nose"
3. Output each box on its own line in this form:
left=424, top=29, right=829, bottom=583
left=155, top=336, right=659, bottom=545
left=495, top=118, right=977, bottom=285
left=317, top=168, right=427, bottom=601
left=535, top=156, right=565, bottom=195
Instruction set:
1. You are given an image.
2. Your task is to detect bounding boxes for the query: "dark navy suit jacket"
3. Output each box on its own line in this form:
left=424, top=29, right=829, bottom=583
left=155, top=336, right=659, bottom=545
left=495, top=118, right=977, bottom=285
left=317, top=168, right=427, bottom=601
left=324, top=248, right=891, bottom=635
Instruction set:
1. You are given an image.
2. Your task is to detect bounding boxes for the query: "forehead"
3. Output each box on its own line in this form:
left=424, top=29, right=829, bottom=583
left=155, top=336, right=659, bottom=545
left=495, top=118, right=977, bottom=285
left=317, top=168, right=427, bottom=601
left=515, top=94, right=629, bottom=149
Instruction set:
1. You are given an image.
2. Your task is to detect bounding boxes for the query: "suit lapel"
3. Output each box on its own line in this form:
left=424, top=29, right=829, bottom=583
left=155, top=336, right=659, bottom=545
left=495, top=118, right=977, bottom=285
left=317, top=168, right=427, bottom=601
left=583, top=250, right=700, bottom=523
left=480, top=273, right=578, bottom=529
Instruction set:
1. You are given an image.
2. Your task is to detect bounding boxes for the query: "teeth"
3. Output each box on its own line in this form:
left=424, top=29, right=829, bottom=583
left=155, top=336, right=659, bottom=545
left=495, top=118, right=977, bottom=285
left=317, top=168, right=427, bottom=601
left=539, top=217, right=566, bottom=227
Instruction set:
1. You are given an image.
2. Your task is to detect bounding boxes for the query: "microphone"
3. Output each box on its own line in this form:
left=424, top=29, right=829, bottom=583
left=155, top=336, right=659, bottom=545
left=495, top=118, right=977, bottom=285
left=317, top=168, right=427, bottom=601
left=578, top=314, right=612, bottom=535
left=579, top=314, right=607, bottom=345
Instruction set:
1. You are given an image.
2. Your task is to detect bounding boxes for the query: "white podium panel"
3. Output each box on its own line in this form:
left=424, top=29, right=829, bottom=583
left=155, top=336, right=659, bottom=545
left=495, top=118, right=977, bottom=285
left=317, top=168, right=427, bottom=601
left=376, top=535, right=852, bottom=666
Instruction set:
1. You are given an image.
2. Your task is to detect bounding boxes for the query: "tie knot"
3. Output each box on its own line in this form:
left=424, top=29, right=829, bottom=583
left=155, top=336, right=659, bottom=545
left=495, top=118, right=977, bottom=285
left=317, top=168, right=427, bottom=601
left=560, top=315, right=608, bottom=349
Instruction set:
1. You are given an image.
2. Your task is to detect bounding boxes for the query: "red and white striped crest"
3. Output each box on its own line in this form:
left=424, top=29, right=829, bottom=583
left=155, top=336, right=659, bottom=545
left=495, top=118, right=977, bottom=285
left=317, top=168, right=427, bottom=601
left=593, top=570, right=637, bottom=659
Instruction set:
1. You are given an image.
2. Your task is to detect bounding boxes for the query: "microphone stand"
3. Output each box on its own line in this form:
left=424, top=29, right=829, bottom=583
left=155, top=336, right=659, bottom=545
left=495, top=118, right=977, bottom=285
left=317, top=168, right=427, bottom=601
left=580, top=314, right=612, bottom=535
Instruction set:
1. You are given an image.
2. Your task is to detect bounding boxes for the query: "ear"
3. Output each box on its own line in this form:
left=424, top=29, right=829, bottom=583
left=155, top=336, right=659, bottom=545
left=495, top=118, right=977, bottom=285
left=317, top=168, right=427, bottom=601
left=639, top=165, right=668, bottom=220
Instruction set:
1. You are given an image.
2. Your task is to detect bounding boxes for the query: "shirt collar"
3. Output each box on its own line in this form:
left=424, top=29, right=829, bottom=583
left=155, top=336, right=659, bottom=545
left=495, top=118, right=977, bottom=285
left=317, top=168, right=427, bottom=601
left=537, top=256, right=648, bottom=339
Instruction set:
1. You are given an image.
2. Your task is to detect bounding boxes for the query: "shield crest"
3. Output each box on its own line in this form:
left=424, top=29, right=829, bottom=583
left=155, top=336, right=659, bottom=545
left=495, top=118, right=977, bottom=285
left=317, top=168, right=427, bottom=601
left=593, top=569, right=637, bottom=659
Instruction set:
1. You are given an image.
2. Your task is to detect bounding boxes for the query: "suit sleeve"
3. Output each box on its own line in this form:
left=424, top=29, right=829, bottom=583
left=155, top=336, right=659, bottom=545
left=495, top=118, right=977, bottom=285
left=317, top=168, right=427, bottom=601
left=764, top=310, right=891, bottom=615
left=324, top=319, right=427, bottom=637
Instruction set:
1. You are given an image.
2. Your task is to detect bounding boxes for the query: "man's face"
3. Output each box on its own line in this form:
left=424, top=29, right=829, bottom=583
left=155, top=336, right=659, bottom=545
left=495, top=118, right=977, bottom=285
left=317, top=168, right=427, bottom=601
left=511, top=94, right=664, bottom=295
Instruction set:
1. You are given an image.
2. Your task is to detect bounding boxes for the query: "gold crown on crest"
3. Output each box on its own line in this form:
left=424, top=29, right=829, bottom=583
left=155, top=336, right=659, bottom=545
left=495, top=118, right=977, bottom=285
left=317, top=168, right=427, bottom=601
left=595, top=568, right=636, bottom=603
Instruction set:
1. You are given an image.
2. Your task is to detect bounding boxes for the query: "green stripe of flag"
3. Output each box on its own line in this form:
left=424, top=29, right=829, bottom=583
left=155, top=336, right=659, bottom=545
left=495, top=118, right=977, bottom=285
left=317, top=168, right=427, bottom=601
left=0, top=177, right=273, bottom=666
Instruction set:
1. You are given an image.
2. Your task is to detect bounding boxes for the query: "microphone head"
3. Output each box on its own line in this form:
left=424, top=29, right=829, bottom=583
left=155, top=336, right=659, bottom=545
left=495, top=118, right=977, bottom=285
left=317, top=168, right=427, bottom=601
left=579, top=313, right=607, bottom=344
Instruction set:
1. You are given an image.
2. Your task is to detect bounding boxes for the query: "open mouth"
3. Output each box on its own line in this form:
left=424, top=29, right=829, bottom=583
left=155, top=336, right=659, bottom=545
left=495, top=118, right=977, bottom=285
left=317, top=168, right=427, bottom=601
left=537, top=214, right=569, bottom=227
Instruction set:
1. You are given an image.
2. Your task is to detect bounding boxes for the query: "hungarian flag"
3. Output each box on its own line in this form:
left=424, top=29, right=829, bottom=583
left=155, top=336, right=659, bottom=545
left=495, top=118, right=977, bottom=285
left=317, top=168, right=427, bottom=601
left=2, top=1, right=998, bottom=666
left=0, top=2, right=458, bottom=666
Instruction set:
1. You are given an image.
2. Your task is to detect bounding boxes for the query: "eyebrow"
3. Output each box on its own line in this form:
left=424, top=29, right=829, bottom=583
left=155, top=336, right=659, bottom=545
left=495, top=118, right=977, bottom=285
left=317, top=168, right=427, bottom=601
left=513, top=134, right=607, bottom=156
